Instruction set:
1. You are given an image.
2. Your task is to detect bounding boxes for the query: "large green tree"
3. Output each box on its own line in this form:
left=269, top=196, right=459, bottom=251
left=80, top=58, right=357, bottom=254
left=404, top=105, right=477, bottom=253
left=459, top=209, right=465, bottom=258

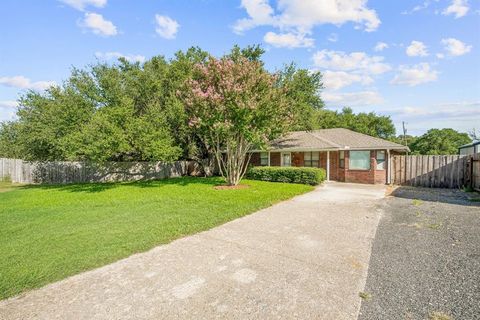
left=0, top=122, right=22, bottom=158
left=0, top=45, right=324, bottom=164
left=410, top=128, right=471, bottom=155
left=314, top=107, right=396, bottom=139
left=180, top=55, right=293, bottom=185
left=277, top=64, right=324, bottom=131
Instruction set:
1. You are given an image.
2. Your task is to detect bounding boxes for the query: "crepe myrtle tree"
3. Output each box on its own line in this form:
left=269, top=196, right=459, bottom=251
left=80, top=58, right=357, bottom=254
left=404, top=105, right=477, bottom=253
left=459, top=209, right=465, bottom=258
left=180, top=56, right=293, bottom=186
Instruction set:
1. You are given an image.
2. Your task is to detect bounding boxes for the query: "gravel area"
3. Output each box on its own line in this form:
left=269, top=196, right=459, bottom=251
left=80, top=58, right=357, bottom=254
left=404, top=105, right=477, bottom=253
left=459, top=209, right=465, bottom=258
left=359, top=187, right=480, bottom=320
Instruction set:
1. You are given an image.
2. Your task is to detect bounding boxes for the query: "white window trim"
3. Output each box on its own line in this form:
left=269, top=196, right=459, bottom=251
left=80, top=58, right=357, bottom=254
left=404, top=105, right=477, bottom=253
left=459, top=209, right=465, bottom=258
left=281, top=152, right=292, bottom=167
left=260, top=152, right=269, bottom=166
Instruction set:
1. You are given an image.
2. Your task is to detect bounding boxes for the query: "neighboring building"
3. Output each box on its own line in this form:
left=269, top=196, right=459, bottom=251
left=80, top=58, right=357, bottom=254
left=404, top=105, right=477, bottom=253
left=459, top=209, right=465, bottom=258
left=250, top=128, right=409, bottom=185
left=459, top=141, right=480, bottom=156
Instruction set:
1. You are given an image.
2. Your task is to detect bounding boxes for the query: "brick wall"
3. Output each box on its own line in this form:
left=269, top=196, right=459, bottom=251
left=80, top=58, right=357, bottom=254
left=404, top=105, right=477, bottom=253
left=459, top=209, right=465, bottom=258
left=341, top=150, right=387, bottom=184
left=249, top=150, right=387, bottom=184
left=329, top=151, right=339, bottom=181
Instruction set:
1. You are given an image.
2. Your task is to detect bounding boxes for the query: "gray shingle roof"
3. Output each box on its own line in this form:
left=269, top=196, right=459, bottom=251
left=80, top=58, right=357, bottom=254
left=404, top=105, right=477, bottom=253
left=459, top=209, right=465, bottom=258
left=269, top=128, right=408, bottom=151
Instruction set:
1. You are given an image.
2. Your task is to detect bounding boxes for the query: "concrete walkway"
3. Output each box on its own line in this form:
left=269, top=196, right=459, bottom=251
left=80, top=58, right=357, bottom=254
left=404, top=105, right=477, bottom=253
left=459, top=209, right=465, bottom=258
left=0, top=182, right=386, bottom=320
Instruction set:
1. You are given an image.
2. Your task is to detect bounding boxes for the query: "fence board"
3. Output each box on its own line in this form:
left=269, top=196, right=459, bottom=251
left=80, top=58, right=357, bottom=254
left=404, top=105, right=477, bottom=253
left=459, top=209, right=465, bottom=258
left=0, top=158, right=192, bottom=184
left=392, top=155, right=468, bottom=188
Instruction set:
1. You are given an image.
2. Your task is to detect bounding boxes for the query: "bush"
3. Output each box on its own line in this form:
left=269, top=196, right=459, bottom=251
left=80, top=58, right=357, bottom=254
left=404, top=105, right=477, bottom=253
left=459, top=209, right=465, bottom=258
left=246, top=166, right=326, bottom=185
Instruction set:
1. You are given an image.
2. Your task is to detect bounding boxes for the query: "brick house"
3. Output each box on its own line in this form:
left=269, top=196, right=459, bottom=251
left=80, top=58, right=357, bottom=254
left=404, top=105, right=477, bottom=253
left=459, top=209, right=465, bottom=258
left=249, top=128, right=409, bottom=184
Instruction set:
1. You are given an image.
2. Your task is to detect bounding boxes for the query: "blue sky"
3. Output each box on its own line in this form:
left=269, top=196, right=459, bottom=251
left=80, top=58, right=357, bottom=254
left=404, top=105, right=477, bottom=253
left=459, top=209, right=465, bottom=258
left=1, top=0, right=479, bottom=136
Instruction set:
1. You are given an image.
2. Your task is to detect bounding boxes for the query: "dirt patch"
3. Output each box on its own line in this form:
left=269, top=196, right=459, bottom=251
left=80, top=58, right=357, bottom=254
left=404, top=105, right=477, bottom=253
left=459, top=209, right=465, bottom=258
left=214, top=184, right=250, bottom=190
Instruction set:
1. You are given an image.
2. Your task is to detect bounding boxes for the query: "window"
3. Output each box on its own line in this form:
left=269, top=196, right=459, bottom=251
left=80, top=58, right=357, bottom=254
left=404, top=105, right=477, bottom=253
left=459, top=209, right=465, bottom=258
left=260, top=152, right=269, bottom=166
left=376, top=151, right=385, bottom=170
left=281, top=152, right=291, bottom=166
left=304, top=152, right=319, bottom=167
left=339, top=151, right=345, bottom=169
left=349, top=151, right=371, bottom=170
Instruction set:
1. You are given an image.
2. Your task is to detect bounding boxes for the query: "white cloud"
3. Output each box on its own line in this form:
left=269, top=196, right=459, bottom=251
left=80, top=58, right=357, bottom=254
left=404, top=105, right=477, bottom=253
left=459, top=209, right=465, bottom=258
left=264, top=31, right=313, bottom=48
left=234, top=0, right=275, bottom=34
left=390, top=101, right=480, bottom=135
left=322, top=71, right=373, bottom=90
left=95, top=51, right=146, bottom=63
left=401, top=0, right=437, bottom=15
left=396, top=101, right=479, bottom=117
left=0, top=76, right=56, bottom=91
left=406, top=40, right=429, bottom=57
left=327, top=33, right=338, bottom=42
left=0, top=100, right=18, bottom=109
left=155, top=14, right=179, bottom=39
left=313, top=50, right=390, bottom=91
left=59, top=0, right=106, bottom=11
left=442, top=0, right=469, bottom=18
left=0, top=101, right=18, bottom=122
left=312, top=50, right=391, bottom=75
left=390, top=63, right=438, bottom=86
left=234, top=0, right=380, bottom=48
left=323, top=90, right=384, bottom=106
left=81, top=12, right=117, bottom=36
left=374, top=42, right=388, bottom=52
left=441, top=38, right=472, bottom=56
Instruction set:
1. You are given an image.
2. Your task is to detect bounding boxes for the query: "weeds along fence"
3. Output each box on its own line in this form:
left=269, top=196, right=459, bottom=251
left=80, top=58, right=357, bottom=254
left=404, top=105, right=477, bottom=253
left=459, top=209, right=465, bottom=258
left=391, top=155, right=479, bottom=189
left=0, top=158, right=192, bottom=184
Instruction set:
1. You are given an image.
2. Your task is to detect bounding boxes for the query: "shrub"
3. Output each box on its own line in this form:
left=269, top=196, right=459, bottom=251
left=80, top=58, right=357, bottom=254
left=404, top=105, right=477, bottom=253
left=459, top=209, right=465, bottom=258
left=246, top=166, right=326, bottom=185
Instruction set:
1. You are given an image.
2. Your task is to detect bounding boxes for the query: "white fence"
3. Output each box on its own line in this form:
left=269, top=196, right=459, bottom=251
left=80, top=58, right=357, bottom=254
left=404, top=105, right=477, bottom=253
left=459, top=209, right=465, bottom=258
left=0, top=158, right=191, bottom=184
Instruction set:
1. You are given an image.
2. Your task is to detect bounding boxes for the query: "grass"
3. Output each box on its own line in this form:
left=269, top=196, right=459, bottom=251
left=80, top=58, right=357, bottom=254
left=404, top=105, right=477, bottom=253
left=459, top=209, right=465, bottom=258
left=0, top=176, right=313, bottom=300
left=359, top=291, right=371, bottom=300
left=412, top=199, right=423, bottom=206
left=429, top=311, right=453, bottom=320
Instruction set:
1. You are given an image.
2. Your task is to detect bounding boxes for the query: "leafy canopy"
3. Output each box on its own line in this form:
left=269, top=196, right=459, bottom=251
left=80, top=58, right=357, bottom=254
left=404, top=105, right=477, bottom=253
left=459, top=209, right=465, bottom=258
left=314, top=107, right=396, bottom=139
left=409, top=128, right=471, bottom=155
left=0, top=45, right=323, bottom=165
left=180, top=55, right=294, bottom=185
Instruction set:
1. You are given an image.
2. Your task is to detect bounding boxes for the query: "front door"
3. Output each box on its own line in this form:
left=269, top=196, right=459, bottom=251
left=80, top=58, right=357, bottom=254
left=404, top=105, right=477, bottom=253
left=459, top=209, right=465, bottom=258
left=281, top=152, right=291, bottom=167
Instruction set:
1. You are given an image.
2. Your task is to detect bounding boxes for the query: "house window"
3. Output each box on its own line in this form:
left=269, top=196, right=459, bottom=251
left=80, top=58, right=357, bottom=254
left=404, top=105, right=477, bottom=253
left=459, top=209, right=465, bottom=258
left=349, top=151, right=371, bottom=170
left=339, top=151, right=345, bottom=169
left=376, top=151, right=385, bottom=170
left=281, top=152, right=291, bottom=167
left=304, top=152, right=319, bottom=167
left=260, top=152, right=269, bottom=166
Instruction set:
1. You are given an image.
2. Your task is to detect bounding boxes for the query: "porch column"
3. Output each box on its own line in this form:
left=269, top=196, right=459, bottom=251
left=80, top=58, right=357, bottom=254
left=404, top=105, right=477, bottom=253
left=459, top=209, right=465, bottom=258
left=326, top=151, right=330, bottom=181
left=268, top=151, right=271, bottom=166
left=386, top=149, right=391, bottom=184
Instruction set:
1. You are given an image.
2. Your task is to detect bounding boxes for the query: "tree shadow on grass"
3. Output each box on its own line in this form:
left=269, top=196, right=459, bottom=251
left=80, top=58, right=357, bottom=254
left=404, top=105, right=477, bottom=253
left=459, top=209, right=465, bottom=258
left=17, top=176, right=225, bottom=193
left=391, top=186, right=480, bottom=207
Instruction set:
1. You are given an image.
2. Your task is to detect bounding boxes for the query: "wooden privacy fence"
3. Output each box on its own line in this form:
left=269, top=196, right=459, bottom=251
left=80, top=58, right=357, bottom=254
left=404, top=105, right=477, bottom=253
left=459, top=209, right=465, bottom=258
left=391, top=155, right=469, bottom=188
left=0, top=158, right=192, bottom=184
left=466, top=154, right=480, bottom=191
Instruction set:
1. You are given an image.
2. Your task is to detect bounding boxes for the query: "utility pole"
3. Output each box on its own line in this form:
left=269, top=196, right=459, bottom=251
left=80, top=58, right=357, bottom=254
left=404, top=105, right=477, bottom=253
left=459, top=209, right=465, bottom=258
left=402, top=121, right=408, bottom=155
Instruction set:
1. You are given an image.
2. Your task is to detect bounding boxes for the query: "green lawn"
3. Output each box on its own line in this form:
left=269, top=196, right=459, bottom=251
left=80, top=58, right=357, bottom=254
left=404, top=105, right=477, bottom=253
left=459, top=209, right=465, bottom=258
left=0, top=177, right=312, bottom=300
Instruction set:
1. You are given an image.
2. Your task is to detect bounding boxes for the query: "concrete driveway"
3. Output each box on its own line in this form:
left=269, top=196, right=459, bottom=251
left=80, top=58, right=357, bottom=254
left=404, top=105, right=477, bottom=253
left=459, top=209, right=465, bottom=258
left=0, top=182, right=386, bottom=320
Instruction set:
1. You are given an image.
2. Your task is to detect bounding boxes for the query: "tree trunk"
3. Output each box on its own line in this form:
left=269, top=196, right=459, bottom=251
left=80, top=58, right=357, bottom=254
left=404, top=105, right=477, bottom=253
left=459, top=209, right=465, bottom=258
left=213, top=136, right=252, bottom=186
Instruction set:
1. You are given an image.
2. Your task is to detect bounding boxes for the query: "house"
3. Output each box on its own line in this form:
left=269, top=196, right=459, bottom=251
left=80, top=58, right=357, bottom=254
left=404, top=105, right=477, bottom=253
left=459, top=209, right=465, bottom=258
left=250, top=128, right=409, bottom=185
left=459, top=141, right=480, bottom=156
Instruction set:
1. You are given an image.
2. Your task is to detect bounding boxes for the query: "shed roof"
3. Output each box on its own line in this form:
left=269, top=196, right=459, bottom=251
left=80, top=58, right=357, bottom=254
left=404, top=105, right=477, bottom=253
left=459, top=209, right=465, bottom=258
left=459, top=140, right=480, bottom=149
left=269, top=128, right=408, bottom=152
